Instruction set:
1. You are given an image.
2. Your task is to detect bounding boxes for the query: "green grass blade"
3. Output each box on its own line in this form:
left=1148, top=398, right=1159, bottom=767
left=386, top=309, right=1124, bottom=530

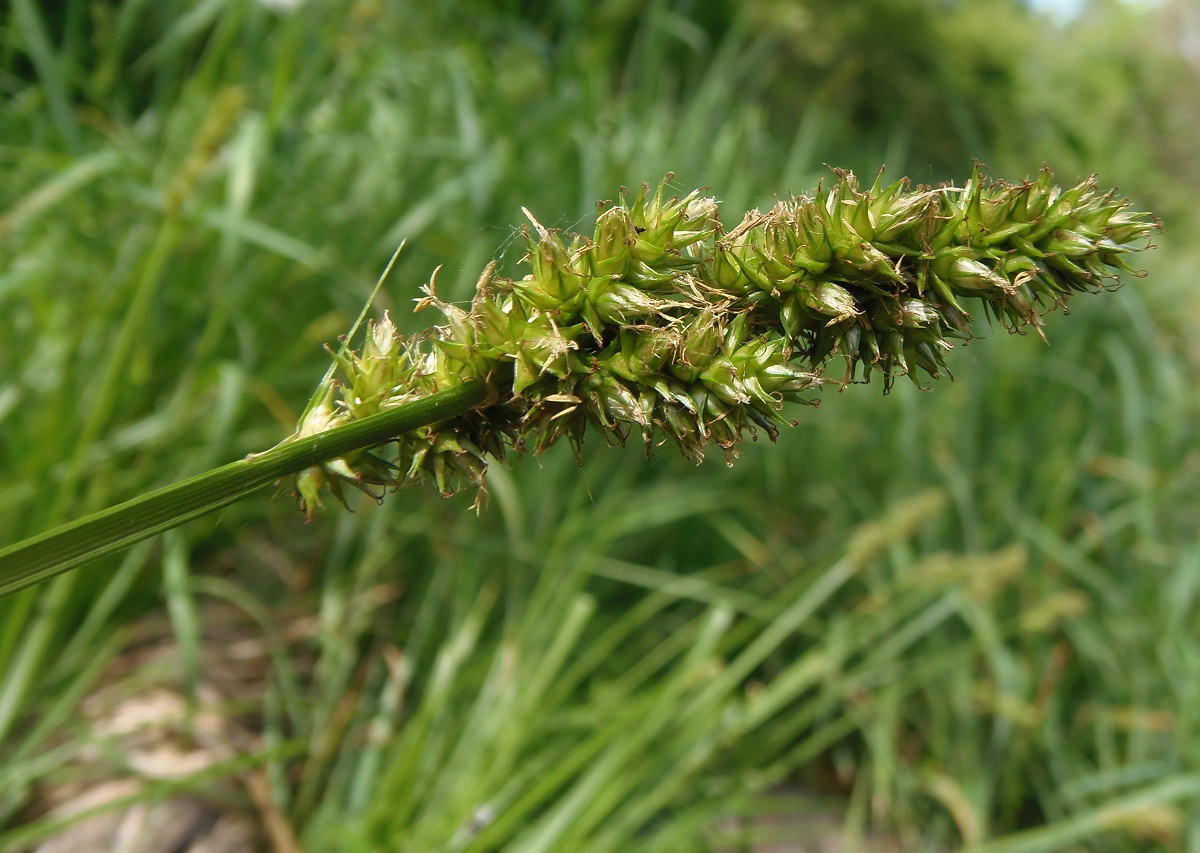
left=10, top=0, right=79, bottom=152
left=963, top=774, right=1200, bottom=853
left=0, top=380, right=489, bottom=597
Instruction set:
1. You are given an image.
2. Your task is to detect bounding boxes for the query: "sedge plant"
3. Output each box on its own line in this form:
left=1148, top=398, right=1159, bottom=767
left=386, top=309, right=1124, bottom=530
left=0, top=166, right=1158, bottom=597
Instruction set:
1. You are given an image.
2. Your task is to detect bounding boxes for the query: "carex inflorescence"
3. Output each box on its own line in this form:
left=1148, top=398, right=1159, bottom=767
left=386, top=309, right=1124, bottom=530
left=292, top=166, right=1158, bottom=514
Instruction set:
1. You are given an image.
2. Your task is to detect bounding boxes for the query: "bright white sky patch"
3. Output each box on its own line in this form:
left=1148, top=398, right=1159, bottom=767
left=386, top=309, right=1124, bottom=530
left=1028, top=0, right=1086, bottom=18
left=1027, top=0, right=1164, bottom=20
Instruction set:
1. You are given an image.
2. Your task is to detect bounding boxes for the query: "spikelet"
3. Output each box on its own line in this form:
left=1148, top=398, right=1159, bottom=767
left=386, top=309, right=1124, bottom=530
left=293, top=167, right=1159, bottom=514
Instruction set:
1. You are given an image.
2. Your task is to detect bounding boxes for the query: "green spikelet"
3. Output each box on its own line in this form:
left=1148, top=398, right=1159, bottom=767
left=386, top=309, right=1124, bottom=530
left=289, top=167, right=1159, bottom=511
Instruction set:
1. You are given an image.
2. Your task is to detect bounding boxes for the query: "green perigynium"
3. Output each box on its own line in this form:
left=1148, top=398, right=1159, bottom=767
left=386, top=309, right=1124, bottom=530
left=292, top=166, right=1159, bottom=514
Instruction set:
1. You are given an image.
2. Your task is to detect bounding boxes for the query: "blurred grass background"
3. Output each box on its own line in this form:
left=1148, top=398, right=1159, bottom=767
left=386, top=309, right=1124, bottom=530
left=2, top=0, right=1199, bottom=849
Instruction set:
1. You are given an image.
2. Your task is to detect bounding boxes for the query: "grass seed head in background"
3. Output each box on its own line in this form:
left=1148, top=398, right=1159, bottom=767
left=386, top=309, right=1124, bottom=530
left=293, top=166, right=1158, bottom=515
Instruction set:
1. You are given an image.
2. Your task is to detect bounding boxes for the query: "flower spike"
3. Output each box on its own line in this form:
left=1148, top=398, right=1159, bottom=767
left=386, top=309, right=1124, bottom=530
left=290, top=167, right=1159, bottom=509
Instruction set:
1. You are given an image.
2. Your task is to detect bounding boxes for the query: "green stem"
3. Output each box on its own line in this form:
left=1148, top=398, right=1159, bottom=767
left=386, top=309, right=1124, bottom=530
left=0, top=380, right=489, bottom=598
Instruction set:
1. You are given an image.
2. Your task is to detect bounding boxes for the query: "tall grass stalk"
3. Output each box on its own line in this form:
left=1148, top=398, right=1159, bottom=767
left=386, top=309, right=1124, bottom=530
left=0, top=168, right=1154, bottom=598
left=0, top=381, right=486, bottom=597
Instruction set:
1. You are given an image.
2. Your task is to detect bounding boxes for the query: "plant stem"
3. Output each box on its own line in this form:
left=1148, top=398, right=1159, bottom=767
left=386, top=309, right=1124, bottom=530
left=0, top=380, right=489, bottom=598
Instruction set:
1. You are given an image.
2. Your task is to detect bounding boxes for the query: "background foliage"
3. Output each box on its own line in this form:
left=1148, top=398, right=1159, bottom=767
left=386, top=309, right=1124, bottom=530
left=1, top=0, right=1198, bottom=849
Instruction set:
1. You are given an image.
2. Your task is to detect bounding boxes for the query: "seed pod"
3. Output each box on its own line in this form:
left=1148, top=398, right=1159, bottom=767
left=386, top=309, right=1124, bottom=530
left=590, top=206, right=635, bottom=278
left=942, top=254, right=1009, bottom=293
left=803, top=281, right=860, bottom=322
left=896, top=298, right=940, bottom=329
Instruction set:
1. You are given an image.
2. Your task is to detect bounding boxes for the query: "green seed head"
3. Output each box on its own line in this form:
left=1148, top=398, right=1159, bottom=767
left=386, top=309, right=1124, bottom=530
left=288, top=167, right=1159, bottom=510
